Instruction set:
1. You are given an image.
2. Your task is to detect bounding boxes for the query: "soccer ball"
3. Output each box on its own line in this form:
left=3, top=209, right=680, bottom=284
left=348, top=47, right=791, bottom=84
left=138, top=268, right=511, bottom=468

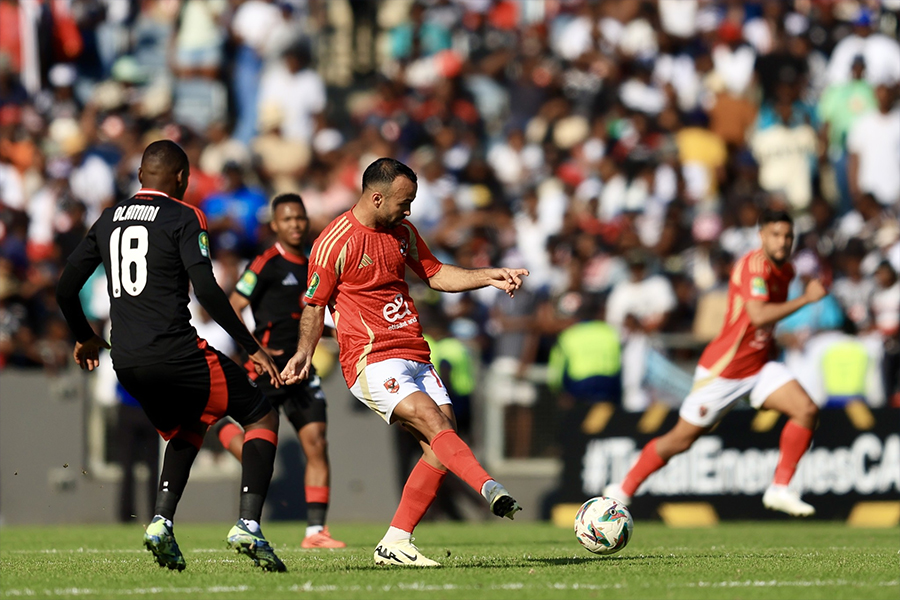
left=573, top=496, right=634, bottom=555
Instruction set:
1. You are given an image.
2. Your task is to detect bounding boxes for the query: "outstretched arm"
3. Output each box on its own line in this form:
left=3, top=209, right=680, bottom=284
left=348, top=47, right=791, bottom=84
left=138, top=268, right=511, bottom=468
left=427, top=264, right=529, bottom=297
left=744, top=278, right=827, bottom=328
left=281, top=303, right=327, bottom=384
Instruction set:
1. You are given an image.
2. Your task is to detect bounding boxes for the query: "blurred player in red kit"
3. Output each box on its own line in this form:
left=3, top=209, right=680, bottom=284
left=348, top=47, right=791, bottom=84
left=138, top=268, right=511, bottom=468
left=605, top=209, right=826, bottom=517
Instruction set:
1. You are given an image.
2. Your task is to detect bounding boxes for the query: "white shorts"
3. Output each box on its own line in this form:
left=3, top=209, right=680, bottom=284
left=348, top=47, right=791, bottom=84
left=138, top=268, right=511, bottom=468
left=349, top=358, right=452, bottom=423
left=678, top=361, right=796, bottom=428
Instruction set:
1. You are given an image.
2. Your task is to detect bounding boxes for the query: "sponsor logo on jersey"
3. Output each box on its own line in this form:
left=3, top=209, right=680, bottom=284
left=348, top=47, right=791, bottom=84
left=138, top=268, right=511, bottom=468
left=382, top=293, right=412, bottom=323
left=383, top=378, right=400, bottom=394
left=358, top=254, right=374, bottom=269
left=199, top=231, right=210, bottom=258
left=236, top=270, right=257, bottom=296
left=751, top=276, right=767, bottom=297
left=305, top=273, right=320, bottom=299
left=282, top=272, right=299, bottom=286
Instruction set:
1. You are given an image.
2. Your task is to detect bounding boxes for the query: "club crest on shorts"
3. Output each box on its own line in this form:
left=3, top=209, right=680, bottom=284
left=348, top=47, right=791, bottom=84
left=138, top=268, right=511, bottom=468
left=383, top=378, right=400, bottom=394
left=699, top=405, right=708, bottom=418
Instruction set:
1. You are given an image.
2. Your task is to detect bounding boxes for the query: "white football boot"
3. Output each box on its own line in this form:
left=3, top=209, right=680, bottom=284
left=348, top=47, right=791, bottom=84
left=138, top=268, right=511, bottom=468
left=603, top=483, right=632, bottom=506
left=762, top=485, right=816, bottom=517
left=374, top=538, right=441, bottom=567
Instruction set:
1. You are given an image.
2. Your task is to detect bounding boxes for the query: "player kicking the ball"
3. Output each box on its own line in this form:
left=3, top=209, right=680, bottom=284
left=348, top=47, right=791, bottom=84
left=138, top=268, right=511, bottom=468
left=605, top=208, right=826, bottom=517
left=282, top=158, right=527, bottom=567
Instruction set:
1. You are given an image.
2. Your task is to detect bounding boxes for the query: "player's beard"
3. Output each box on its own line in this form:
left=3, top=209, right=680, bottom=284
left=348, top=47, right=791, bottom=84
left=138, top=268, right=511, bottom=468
left=764, top=246, right=788, bottom=267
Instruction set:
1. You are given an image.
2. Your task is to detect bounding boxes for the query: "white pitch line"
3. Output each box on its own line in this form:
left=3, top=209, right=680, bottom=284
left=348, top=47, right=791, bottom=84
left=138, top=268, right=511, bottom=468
left=3, top=579, right=898, bottom=597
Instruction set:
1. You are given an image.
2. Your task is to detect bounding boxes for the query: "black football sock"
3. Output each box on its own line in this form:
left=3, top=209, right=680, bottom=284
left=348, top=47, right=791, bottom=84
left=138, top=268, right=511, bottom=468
left=307, top=503, right=327, bottom=528
left=239, top=436, right=277, bottom=523
left=154, top=437, right=201, bottom=521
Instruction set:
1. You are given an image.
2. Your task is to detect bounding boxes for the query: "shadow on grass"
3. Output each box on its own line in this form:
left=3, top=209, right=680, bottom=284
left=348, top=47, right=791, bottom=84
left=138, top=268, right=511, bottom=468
left=340, top=553, right=676, bottom=572
left=525, top=555, right=665, bottom=566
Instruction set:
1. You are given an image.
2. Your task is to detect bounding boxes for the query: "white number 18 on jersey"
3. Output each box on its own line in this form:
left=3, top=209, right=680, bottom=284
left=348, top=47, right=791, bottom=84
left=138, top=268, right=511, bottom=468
left=110, top=225, right=149, bottom=297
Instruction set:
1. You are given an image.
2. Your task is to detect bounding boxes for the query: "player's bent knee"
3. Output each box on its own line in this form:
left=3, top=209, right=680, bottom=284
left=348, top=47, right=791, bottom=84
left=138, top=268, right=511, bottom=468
left=795, top=400, right=819, bottom=427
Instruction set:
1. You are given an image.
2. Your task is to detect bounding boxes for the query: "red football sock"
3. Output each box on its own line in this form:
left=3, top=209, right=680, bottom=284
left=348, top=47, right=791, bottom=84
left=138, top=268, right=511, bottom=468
left=429, top=429, right=493, bottom=493
left=621, top=438, right=667, bottom=497
left=773, top=420, right=814, bottom=486
left=218, top=422, right=243, bottom=449
left=389, top=459, right=446, bottom=532
left=305, top=486, right=329, bottom=504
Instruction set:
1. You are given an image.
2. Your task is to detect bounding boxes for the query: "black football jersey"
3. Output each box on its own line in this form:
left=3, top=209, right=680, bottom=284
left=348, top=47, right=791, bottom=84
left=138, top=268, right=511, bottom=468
left=66, top=189, right=212, bottom=368
left=235, top=243, right=307, bottom=354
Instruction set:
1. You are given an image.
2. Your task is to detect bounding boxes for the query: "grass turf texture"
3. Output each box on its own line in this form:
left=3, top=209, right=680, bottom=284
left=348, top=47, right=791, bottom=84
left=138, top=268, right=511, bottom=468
left=0, top=522, right=896, bottom=600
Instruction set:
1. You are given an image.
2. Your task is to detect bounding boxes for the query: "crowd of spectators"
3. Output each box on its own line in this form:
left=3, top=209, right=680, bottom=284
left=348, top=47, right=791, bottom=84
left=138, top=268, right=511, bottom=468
left=2, top=0, right=899, bottom=458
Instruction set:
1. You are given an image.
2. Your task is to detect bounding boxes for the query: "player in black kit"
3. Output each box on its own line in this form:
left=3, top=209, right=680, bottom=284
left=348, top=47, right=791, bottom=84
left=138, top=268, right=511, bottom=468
left=218, top=193, right=346, bottom=549
left=55, top=140, right=287, bottom=572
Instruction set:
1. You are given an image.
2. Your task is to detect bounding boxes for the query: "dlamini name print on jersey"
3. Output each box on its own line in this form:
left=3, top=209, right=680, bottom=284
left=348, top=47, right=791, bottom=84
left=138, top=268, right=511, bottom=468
left=113, top=204, right=161, bottom=222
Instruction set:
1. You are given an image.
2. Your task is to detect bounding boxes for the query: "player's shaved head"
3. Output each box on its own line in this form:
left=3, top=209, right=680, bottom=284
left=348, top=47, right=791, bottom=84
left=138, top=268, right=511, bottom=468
left=141, top=140, right=189, bottom=175
left=138, top=140, right=190, bottom=199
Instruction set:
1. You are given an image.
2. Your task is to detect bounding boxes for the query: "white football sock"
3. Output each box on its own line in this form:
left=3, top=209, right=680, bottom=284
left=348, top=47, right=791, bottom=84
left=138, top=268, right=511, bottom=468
left=381, top=526, right=412, bottom=544
left=154, top=515, right=173, bottom=528
left=305, top=525, right=324, bottom=537
left=481, top=479, right=501, bottom=501
left=240, top=518, right=260, bottom=533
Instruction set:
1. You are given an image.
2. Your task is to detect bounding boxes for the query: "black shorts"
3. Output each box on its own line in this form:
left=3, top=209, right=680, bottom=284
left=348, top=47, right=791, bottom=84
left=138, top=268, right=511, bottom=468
left=117, top=341, right=272, bottom=440
left=257, top=372, right=327, bottom=432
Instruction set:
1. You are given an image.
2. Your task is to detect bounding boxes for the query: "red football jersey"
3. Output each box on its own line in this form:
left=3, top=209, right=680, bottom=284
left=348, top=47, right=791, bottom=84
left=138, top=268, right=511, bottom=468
left=304, top=209, right=443, bottom=386
left=698, top=248, right=794, bottom=379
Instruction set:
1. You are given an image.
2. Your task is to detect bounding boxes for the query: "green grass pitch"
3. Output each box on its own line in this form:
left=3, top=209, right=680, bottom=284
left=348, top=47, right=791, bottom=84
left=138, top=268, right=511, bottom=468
left=1, top=521, right=897, bottom=599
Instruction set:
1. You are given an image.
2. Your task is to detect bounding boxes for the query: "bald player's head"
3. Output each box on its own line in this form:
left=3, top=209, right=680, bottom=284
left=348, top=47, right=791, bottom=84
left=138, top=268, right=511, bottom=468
left=139, top=140, right=190, bottom=199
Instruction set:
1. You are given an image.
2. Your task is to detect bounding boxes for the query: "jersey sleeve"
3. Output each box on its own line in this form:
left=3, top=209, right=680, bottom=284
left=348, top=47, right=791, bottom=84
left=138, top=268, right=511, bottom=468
left=234, top=259, right=268, bottom=302
left=66, top=222, right=102, bottom=274
left=741, top=259, right=770, bottom=302
left=176, top=207, right=212, bottom=270
left=403, top=221, right=443, bottom=281
left=304, top=236, right=340, bottom=307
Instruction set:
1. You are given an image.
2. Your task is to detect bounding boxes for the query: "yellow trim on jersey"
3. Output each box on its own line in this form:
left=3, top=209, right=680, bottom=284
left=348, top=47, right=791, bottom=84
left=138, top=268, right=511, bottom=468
left=334, top=239, right=350, bottom=275
left=314, top=217, right=350, bottom=265
left=729, top=295, right=745, bottom=325
left=731, top=256, right=747, bottom=286
left=401, top=222, right=419, bottom=262
left=318, top=219, right=351, bottom=266
left=750, top=251, right=766, bottom=275
left=355, top=313, right=375, bottom=376
left=356, top=367, right=384, bottom=417
left=691, top=323, right=749, bottom=392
